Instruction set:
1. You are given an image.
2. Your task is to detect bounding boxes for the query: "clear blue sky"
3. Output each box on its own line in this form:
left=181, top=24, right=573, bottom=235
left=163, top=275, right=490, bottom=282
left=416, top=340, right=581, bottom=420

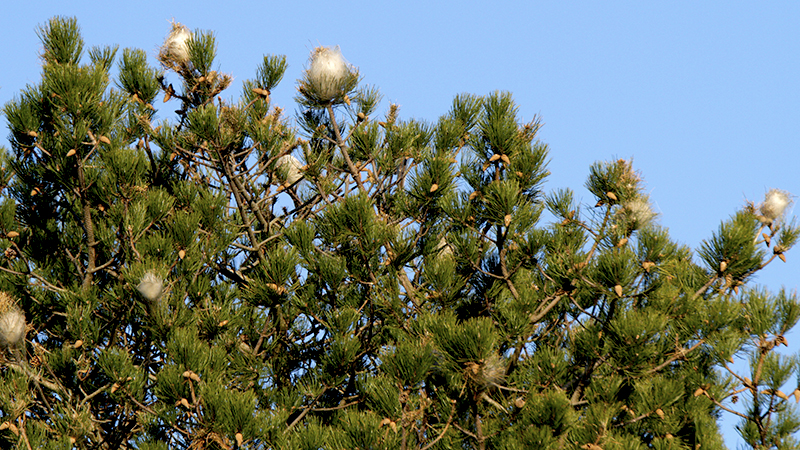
left=2, top=1, right=798, bottom=446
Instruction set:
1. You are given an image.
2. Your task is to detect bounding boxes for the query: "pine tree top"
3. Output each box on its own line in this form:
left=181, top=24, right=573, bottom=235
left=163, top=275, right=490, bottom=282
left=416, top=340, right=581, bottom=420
left=0, top=16, right=797, bottom=450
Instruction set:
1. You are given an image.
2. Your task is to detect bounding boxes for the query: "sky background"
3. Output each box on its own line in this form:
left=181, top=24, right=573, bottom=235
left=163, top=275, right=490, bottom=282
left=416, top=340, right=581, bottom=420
left=2, top=1, right=799, bottom=446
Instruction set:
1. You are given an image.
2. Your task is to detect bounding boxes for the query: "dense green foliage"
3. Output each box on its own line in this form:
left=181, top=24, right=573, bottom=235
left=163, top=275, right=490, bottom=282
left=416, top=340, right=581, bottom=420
left=0, top=16, right=798, bottom=450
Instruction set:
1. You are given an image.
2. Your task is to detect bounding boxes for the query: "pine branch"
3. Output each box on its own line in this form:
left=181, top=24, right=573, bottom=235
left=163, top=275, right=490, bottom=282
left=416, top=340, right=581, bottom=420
left=327, top=105, right=366, bottom=194
left=284, top=387, right=328, bottom=432
left=419, top=400, right=457, bottom=450
left=76, top=137, right=98, bottom=290
left=645, top=340, right=705, bottom=375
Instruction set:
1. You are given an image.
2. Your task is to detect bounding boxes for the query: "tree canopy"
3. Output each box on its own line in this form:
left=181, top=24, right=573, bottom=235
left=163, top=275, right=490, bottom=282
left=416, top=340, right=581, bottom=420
left=0, top=16, right=798, bottom=450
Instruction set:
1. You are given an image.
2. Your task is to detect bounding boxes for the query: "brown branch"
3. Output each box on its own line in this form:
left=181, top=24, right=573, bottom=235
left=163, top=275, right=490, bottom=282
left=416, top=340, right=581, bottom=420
left=79, top=382, right=115, bottom=406
left=72, top=132, right=110, bottom=289
left=64, top=247, right=85, bottom=279
left=529, top=294, right=564, bottom=324
left=311, top=399, right=360, bottom=411
left=473, top=401, right=486, bottom=450
left=583, top=204, right=613, bottom=265
left=566, top=355, right=608, bottom=406
left=88, top=257, right=116, bottom=274
left=498, top=240, right=520, bottom=300
left=7, top=361, right=62, bottom=393
left=284, top=387, right=329, bottom=432
left=397, top=269, right=420, bottom=308
left=452, top=422, right=477, bottom=440
left=327, top=105, right=366, bottom=194
left=0, top=265, right=66, bottom=294
left=18, top=415, right=33, bottom=450
left=614, top=410, right=653, bottom=428
left=691, top=275, right=720, bottom=301
left=218, top=154, right=264, bottom=258
left=645, top=340, right=705, bottom=374
left=420, top=400, right=457, bottom=450
left=252, top=314, right=274, bottom=356
left=706, top=394, right=749, bottom=420
left=126, top=393, right=193, bottom=437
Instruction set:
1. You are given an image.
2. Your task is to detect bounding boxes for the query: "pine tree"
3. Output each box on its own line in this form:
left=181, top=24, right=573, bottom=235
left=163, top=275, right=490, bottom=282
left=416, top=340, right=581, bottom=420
left=0, top=16, right=798, bottom=450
